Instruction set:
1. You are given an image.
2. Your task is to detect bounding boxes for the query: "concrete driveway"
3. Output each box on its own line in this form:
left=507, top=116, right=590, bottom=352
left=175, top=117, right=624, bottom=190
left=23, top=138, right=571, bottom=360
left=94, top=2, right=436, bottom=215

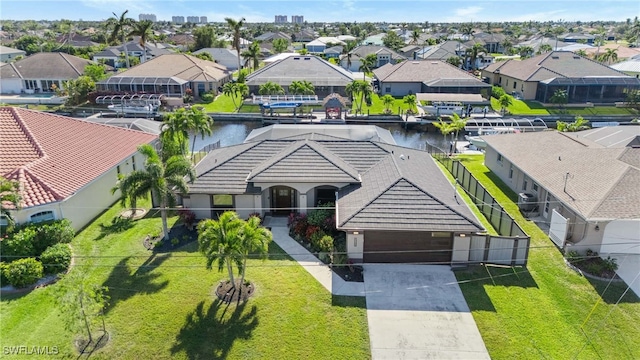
left=364, top=264, right=490, bottom=359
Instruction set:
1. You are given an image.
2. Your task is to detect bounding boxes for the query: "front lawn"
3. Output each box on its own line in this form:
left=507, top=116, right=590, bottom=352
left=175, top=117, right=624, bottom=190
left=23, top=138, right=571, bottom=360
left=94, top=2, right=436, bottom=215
left=452, top=154, right=640, bottom=359
left=198, top=93, right=242, bottom=113
left=0, top=199, right=370, bottom=359
left=490, top=97, right=550, bottom=115
left=352, top=93, right=415, bottom=115
left=548, top=106, right=638, bottom=116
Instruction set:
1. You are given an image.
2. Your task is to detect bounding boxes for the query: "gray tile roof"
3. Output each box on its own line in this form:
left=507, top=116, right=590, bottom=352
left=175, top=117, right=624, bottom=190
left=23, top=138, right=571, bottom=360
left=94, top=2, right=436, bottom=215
left=374, top=59, right=485, bottom=85
left=482, top=51, right=630, bottom=81
left=244, top=124, right=396, bottom=144
left=349, top=45, right=406, bottom=60
left=245, top=55, right=355, bottom=87
left=484, top=129, right=640, bottom=220
left=0, top=52, right=94, bottom=80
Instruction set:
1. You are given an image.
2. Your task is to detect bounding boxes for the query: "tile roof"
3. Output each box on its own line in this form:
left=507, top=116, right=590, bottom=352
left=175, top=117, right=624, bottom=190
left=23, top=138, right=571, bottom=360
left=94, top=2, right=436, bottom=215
left=482, top=51, right=630, bottom=81
left=373, top=60, right=488, bottom=86
left=0, top=107, right=157, bottom=207
left=245, top=55, right=355, bottom=87
left=99, top=54, right=231, bottom=83
left=349, top=45, right=406, bottom=60
left=483, top=129, right=640, bottom=220
left=0, top=52, right=95, bottom=80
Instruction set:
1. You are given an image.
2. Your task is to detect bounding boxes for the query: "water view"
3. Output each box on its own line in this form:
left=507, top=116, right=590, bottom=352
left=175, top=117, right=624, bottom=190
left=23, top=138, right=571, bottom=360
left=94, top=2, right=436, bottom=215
left=192, top=121, right=450, bottom=151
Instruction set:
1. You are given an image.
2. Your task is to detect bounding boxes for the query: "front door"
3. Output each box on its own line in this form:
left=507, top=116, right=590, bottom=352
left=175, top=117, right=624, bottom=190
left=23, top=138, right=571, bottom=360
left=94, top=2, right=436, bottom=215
left=272, top=186, right=295, bottom=215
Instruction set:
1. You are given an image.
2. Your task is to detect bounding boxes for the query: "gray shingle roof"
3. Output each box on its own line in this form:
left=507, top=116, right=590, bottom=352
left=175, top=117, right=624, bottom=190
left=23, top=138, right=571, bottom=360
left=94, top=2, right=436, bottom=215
left=484, top=129, right=640, bottom=220
left=245, top=55, right=355, bottom=87
left=373, top=59, right=486, bottom=85
left=0, top=52, right=94, bottom=80
left=349, top=45, right=406, bottom=60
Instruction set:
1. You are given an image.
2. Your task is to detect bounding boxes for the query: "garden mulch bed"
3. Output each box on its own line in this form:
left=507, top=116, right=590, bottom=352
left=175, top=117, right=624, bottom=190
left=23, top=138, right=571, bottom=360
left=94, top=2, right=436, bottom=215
left=143, top=224, right=197, bottom=252
left=332, top=264, right=364, bottom=282
left=215, top=280, right=255, bottom=303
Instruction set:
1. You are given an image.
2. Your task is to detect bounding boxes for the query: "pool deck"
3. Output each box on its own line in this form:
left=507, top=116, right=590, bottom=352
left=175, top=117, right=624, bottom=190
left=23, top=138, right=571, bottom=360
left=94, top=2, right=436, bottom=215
left=0, top=94, right=65, bottom=105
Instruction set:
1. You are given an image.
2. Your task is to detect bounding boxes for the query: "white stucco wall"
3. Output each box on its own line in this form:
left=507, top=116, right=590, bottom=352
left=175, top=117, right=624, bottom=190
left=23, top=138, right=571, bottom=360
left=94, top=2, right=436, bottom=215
left=452, top=234, right=471, bottom=266
left=600, top=219, right=640, bottom=297
left=0, top=78, right=23, bottom=94
left=347, top=231, right=364, bottom=260
left=379, top=82, right=422, bottom=97
left=190, top=194, right=211, bottom=219
left=234, top=194, right=255, bottom=219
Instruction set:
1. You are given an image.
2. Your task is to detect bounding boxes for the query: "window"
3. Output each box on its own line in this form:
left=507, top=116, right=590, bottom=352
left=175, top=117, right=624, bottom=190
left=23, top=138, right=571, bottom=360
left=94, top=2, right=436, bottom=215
left=0, top=215, right=8, bottom=226
left=117, top=165, right=121, bottom=175
left=499, top=77, right=502, bottom=84
left=532, top=183, right=539, bottom=191
left=522, top=177, right=528, bottom=190
left=509, top=165, right=514, bottom=179
left=385, top=87, right=391, bottom=93
left=497, top=154, right=503, bottom=162
left=25, top=80, right=38, bottom=90
left=513, top=81, right=517, bottom=89
left=213, top=194, right=233, bottom=206
left=131, top=156, right=136, bottom=171
left=30, top=211, right=54, bottom=223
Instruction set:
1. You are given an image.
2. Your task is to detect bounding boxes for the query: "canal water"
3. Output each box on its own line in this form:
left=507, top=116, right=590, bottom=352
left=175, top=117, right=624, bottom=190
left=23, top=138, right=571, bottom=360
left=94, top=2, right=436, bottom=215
left=192, top=122, right=450, bottom=151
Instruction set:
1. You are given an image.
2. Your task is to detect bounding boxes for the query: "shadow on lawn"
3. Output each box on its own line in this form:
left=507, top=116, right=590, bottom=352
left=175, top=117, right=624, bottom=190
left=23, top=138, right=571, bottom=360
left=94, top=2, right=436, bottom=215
left=171, top=299, right=258, bottom=360
left=456, top=265, right=538, bottom=312
left=95, top=216, right=135, bottom=240
left=102, top=255, right=170, bottom=314
left=331, top=295, right=366, bottom=309
left=586, top=277, right=640, bottom=304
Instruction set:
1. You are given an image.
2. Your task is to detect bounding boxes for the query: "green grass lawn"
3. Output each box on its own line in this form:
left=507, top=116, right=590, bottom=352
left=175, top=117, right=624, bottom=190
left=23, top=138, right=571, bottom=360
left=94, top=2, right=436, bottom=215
left=452, top=154, right=640, bottom=359
left=198, top=93, right=243, bottom=113
left=1, top=199, right=370, bottom=359
left=548, top=106, right=639, bottom=116
left=490, top=97, right=550, bottom=115
left=352, top=94, right=416, bottom=115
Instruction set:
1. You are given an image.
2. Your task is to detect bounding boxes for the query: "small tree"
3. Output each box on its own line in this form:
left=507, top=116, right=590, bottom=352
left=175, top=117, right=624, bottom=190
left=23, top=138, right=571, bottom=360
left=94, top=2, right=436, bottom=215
left=1, top=176, right=21, bottom=231
left=498, top=94, right=513, bottom=115
left=403, top=94, right=417, bottom=118
left=557, top=116, right=590, bottom=132
left=237, top=215, right=272, bottom=296
left=381, top=94, right=395, bottom=113
left=433, top=118, right=455, bottom=154
left=198, top=211, right=244, bottom=289
left=549, top=89, right=568, bottom=110
left=222, top=82, right=249, bottom=111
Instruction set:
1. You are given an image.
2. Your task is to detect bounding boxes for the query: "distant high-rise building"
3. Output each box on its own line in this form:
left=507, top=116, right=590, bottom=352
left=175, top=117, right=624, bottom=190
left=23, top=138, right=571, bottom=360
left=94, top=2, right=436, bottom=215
left=200, top=16, right=207, bottom=24
left=291, top=15, right=304, bottom=24
left=275, top=15, right=288, bottom=24
left=139, top=13, right=157, bottom=22
left=186, top=16, right=200, bottom=23
left=172, top=16, right=185, bottom=24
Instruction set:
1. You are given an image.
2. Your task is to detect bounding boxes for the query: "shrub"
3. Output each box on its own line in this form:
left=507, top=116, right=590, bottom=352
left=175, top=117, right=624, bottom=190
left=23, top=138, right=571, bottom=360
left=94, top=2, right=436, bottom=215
left=603, top=256, right=618, bottom=272
left=1, top=227, right=38, bottom=260
left=317, top=235, right=334, bottom=253
left=40, top=243, right=72, bottom=274
left=0, top=262, right=9, bottom=286
left=247, top=212, right=262, bottom=224
left=201, top=92, right=215, bottom=103
left=305, top=226, right=321, bottom=243
left=178, top=209, right=197, bottom=228
left=565, top=250, right=580, bottom=263
left=5, top=257, right=43, bottom=288
left=310, top=229, right=326, bottom=249
left=171, top=238, right=180, bottom=246
left=491, top=85, right=506, bottom=99
left=292, top=214, right=308, bottom=239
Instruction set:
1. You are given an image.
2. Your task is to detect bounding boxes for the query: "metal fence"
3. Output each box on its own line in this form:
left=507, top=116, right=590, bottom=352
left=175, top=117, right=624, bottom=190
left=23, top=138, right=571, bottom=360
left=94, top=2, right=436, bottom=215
left=192, top=140, right=221, bottom=164
left=428, top=143, right=530, bottom=266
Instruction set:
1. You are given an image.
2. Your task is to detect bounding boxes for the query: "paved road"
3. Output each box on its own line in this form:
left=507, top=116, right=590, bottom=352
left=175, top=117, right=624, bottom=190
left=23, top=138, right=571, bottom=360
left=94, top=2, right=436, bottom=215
left=364, top=264, right=490, bottom=359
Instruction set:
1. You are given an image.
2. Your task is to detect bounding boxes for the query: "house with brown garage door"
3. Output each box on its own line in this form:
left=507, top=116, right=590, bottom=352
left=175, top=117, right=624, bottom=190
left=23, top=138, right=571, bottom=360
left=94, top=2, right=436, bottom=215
left=184, top=124, right=485, bottom=265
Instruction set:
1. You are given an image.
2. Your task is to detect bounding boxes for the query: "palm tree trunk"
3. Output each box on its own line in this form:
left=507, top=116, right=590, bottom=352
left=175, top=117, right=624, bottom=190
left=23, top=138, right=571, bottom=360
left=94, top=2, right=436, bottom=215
left=191, top=134, right=197, bottom=162
left=227, top=260, right=236, bottom=290
left=238, top=257, right=247, bottom=301
left=122, top=33, right=130, bottom=68
left=160, top=200, right=169, bottom=241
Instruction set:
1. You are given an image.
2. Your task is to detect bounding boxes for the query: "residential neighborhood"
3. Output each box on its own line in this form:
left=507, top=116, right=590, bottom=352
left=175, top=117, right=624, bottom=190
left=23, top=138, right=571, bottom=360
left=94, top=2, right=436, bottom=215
left=1, top=4, right=640, bottom=359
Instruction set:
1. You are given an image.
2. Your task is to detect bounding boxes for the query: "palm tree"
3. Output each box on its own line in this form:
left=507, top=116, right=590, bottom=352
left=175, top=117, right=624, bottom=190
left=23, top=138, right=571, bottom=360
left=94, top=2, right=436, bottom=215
left=237, top=215, right=272, bottom=295
left=118, top=144, right=195, bottom=240
left=128, top=19, right=154, bottom=63
left=241, top=41, right=261, bottom=71
left=258, top=81, right=284, bottom=95
left=601, top=48, right=618, bottom=64
left=225, top=17, right=246, bottom=70
left=575, top=49, right=588, bottom=57
left=381, top=94, right=394, bottom=112
left=187, top=107, right=213, bottom=162
left=465, top=43, right=486, bottom=70
left=198, top=211, right=244, bottom=290
left=538, top=44, right=553, bottom=54
left=161, top=108, right=191, bottom=157
left=107, top=10, right=133, bottom=68
left=345, top=80, right=373, bottom=114
left=359, top=53, right=377, bottom=80
left=500, top=39, right=512, bottom=54
left=518, top=46, right=534, bottom=59
left=0, top=176, right=21, bottom=229
left=342, top=40, right=357, bottom=70
left=460, top=23, right=474, bottom=40
left=498, top=94, right=513, bottom=115
left=222, top=82, right=249, bottom=111
left=289, top=80, right=315, bottom=95
left=446, top=56, right=462, bottom=67
left=433, top=119, right=456, bottom=154
left=403, top=94, right=417, bottom=118
left=449, top=113, right=468, bottom=153
left=410, top=29, right=421, bottom=45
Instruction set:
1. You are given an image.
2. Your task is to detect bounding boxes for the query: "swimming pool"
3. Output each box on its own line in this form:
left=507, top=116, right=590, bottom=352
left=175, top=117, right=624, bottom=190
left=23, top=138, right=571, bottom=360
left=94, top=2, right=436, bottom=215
left=19, top=93, right=56, bottom=98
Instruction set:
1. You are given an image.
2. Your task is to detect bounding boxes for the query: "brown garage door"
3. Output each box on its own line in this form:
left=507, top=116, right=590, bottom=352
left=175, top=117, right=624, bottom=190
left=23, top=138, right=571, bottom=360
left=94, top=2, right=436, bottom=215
left=363, top=231, right=453, bottom=264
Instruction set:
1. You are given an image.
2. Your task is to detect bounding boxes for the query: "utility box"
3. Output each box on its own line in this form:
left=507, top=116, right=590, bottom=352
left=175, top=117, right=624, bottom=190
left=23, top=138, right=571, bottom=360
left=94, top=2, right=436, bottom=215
left=518, top=193, right=537, bottom=212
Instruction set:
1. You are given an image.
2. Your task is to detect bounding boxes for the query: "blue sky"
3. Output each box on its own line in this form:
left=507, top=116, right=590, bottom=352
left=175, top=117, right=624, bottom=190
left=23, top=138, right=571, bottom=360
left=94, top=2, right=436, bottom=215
left=1, top=0, right=638, bottom=23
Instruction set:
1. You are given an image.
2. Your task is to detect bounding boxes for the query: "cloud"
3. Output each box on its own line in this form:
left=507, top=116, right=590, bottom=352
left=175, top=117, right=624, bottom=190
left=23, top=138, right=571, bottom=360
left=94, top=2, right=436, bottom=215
left=343, top=0, right=356, bottom=11
left=455, top=6, right=483, bottom=18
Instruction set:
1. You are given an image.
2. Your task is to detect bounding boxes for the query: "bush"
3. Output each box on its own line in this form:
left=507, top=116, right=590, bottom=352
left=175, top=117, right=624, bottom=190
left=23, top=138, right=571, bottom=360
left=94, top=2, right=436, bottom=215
left=39, top=243, right=72, bottom=274
left=0, top=262, right=9, bottom=286
left=5, top=220, right=75, bottom=259
left=603, top=256, right=618, bottom=272
left=317, top=235, right=334, bottom=253
left=178, top=209, right=197, bottom=228
left=307, top=202, right=335, bottom=231
left=1, top=227, right=37, bottom=260
left=565, top=250, right=580, bottom=263
left=247, top=212, right=262, bottom=225
left=201, top=92, right=215, bottom=103
left=491, top=85, right=506, bottom=99
left=305, top=226, right=321, bottom=243
left=5, top=258, right=43, bottom=288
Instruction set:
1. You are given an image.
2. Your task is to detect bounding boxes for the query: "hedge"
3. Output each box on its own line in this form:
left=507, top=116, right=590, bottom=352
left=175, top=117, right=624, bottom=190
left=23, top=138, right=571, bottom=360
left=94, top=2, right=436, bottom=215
left=40, top=243, right=72, bottom=274
left=5, top=258, right=43, bottom=288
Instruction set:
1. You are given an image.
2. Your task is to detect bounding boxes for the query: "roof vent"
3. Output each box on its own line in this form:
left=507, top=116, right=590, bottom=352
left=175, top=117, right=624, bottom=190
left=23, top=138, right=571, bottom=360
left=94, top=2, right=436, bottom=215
left=552, top=56, right=560, bottom=59
left=400, top=154, right=405, bottom=160
left=412, top=61, right=420, bottom=64
left=293, top=57, right=300, bottom=60
left=573, top=56, right=580, bottom=59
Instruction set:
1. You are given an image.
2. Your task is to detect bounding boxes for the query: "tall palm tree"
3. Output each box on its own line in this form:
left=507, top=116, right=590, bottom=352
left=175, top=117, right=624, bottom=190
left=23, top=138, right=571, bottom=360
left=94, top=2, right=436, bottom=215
left=237, top=215, right=272, bottom=295
left=501, top=39, right=512, bottom=54
left=433, top=119, right=456, bottom=154
left=161, top=109, right=191, bottom=157
left=241, top=41, right=261, bottom=71
left=410, top=30, right=421, bottom=45
left=225, top=17, right=246, bottom=71
left=403, top=94, right=417, bottom=118
left=187, top=107, right=213, bottom=162
left=222, top=82, right=249, bottom=111
left=342, top=40, right=357, bottom=70
left=602, top=48, right=618, bottom=64
left=498, top=94, right=513, bottom=115
left=465, top=43, right=486, bottom=70
left=359, top=53, right=377, bottom=80
left=198, top=211, right=244, bottom=290
left=128, top=19, right=154, bottom=63
left=107, top=10, right=133, bottom=68
left=118, top=144, right=195, bottom=240
left=345, top=80, right=372, bottom=114
left=289, top=80, right=315, bottom=95
left=0, top=176, right=21, bottom=229
left=460, top=23, right=474, bottom=40
left=259, top=81, right=284, bottom=95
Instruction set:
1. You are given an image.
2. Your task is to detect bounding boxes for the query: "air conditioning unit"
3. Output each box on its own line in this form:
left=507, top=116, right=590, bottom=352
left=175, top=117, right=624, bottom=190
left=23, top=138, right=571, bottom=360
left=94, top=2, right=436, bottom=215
left=518, top=193, right=537, bottom=212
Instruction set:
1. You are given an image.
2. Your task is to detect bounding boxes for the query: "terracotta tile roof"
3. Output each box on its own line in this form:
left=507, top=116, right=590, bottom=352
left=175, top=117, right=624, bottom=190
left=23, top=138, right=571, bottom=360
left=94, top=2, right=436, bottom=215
left=0, top=107, right=157, bottom=207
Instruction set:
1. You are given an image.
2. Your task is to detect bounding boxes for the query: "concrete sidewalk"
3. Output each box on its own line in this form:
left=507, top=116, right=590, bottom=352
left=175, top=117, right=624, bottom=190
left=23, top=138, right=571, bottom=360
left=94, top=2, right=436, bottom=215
left=364, top=264, right=490, bottom=359
left=265, top=217, right=365, bottom=297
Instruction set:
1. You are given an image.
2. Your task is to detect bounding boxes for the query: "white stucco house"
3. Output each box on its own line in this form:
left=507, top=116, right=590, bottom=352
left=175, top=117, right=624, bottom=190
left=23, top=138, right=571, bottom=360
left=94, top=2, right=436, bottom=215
left=0, top=45, right=26, bottom=63
left=483, top=127, right=640, bottom=296
left=0, top=107, right=157, bottom=231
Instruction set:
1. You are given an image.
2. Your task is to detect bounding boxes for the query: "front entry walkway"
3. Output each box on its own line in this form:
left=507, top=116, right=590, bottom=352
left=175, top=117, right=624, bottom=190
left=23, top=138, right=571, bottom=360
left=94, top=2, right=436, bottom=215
left=364, top=264, right=490, bottom=359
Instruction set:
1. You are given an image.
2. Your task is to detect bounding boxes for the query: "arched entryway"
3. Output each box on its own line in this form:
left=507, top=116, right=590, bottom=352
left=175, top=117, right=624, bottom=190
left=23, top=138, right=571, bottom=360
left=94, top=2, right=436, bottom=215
left=271, top=186, right=297, bottom=215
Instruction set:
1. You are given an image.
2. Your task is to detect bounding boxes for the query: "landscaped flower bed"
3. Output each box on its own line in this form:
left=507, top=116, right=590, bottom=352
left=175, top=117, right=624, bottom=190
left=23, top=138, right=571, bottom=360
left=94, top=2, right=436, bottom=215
left=565, top=249, right=619, bottom=279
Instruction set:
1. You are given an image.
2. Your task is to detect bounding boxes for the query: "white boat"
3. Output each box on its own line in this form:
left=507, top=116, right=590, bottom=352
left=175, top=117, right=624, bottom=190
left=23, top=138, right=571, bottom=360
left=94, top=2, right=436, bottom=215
left=465, top=127, right=520, bottom=149
left=419, top=101, right=464, bottom=116
left=108, top=104, right=158, bottom=115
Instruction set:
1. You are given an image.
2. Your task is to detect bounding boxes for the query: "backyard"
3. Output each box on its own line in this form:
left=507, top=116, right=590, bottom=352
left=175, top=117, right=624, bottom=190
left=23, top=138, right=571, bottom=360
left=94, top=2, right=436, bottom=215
left=0, top=198, right=370, bottom=359
left=490, top=97, right=638, bottom=116
left=452, top=154, right=640, bottom=359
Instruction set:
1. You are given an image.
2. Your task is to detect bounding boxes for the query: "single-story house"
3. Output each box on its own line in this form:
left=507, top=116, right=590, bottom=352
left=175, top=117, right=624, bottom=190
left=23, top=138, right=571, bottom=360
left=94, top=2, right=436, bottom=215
left=483, top=127, right=640, bottom=296
left=244, top=54, right=356, bottom=97
left=373, top=60, right=491, bottom=97
left=96, top=53, right=233, bottom=99
left=292, top=29, right=316, bottom=43
left=583, top=44, right=640, bottom=62
left=92, top=41, right=174, bottom=68
left=481, top=51, right=640, bottom=103
left=339, top=45, right=406, bottom=72
left=0, top=45, right=26, bottom=63
left=560, top=33, right=595, bottom=44
left=184, top=124, right=484, bottom=264
left=324, top=46, right=343, bottom=59
left=305, top=37, right=346, bottom=54
left=0, top=107, right=157, bottom=231
left=254, top=31, right=291, bottom=42
left=610, top=58, right=640, bottom=78
left=0, top=52, right=98, bottom=94
left=193, top=48, right=240, bottom=70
